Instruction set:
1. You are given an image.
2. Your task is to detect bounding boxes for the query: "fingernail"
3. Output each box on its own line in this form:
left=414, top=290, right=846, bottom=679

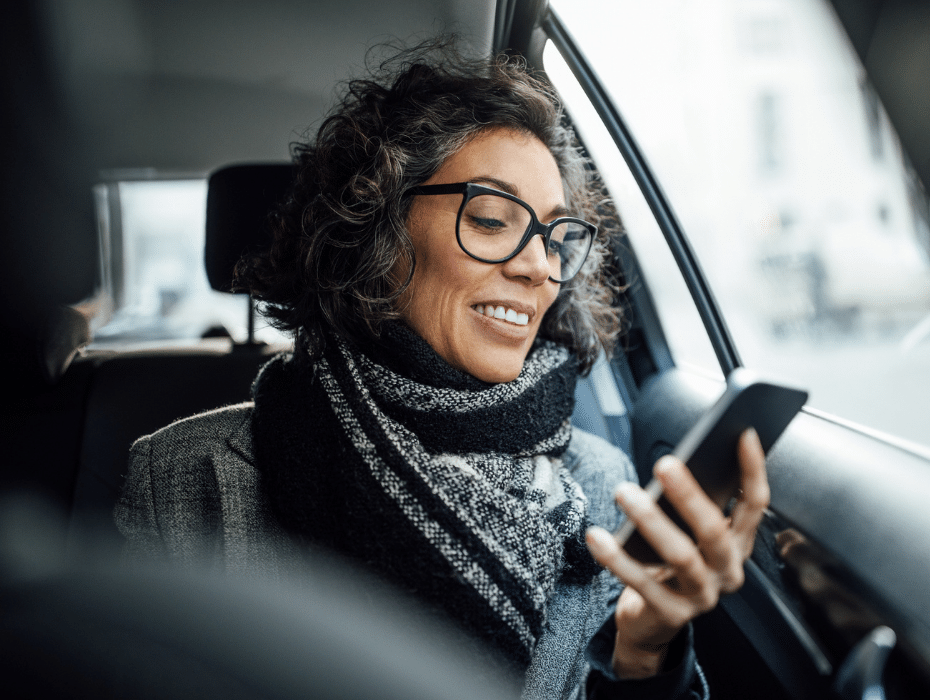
left=585, top=526, right=613, bottom=553
left=654, top=456, right=678, bottom=481
left=614, top=482, right=647, bottom=508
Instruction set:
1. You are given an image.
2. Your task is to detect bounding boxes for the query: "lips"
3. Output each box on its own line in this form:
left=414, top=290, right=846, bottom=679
left=473, top=303, right=530, bottom=326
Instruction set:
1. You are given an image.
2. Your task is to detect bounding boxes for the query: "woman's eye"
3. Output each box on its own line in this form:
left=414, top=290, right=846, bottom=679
left=469, top=216, right=507, bottom=232
left=547, top=239, right=564, bottom=257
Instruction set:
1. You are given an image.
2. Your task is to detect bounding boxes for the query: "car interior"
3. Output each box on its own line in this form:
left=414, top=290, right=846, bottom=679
left=3, top=0, right=930, bottom=698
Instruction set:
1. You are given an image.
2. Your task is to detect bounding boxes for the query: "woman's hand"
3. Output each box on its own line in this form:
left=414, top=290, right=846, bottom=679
left=585, top=428, right=769, bottom=679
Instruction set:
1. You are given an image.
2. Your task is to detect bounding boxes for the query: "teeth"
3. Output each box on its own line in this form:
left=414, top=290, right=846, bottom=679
left=473, top=305, right=529, bottom=326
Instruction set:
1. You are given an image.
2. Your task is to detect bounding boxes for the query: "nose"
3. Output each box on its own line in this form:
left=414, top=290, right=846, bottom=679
left=501, top=233, right=552, bottom=285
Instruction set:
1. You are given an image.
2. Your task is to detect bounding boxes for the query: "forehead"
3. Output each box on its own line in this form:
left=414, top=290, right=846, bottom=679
left=432, top=127, right=565, bottom=204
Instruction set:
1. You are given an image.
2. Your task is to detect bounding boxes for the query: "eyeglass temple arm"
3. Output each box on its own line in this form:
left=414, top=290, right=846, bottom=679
left=407, top=183, right=468, bottom=196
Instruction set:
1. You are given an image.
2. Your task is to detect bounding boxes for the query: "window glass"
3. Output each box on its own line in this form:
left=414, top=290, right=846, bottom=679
left=544, top=45, right=722, bottom=379
left=552, top=0, right=930, bottom=449
left=91, top=179, right=285, bottom=347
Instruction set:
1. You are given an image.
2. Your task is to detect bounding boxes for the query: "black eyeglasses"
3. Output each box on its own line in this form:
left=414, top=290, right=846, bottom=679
left=407, top=182, right=597, bottom=283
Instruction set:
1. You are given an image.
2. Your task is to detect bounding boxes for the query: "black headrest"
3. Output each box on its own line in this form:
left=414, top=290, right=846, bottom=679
left=205, top=163, right=295, bottom=293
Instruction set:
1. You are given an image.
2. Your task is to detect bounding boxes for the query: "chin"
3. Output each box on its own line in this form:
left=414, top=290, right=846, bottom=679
left=465, top=357, right=526, bottom=385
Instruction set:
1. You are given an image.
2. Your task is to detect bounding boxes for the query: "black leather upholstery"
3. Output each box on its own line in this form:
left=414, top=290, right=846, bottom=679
left=205, top=163, right=294, bottom=292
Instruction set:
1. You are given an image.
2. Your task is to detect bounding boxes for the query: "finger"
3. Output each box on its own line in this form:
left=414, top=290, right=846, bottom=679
left=775, top=528, right=807, bottom=562
left=730, top=428, right=770, bottom=543
left=613, top=482, right=711, bottom=590
left=654, top=456, right=734, bottom=571
left=586, top=526, right=696, bottom=628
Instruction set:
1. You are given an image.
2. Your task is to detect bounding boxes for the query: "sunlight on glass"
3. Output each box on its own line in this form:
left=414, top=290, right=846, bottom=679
left=544, top=44, right=722, bottom=379
left=551, top=0, right=930, bottom=449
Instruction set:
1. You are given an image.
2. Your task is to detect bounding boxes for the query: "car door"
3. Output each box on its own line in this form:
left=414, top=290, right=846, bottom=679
left=497, top=1, right=930, bottom=698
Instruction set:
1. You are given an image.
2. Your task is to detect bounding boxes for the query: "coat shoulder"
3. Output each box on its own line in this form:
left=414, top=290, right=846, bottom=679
left=135, top=401, right=253, bottom=453
left=565, top=428, right=636, bottom=532
left=123, top=401, right=256, bottom=528
left=117, top=402, right=261, bottom=568
left=129, top=402, right=255, bottom=474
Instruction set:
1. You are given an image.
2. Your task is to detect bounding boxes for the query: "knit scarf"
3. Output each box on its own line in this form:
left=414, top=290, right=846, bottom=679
left=251, top=324, right=601, bottom=671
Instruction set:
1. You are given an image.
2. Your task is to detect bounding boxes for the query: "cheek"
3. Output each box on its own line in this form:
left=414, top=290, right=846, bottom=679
left=540, top=284, right=561, bottom=322
left=400, top=232, right=476, bottom=339
left=411, top=227, right=477, bottom=298
left=405, top=208, right=460, bottom=289
left=409, top=244, right=451, bottom=302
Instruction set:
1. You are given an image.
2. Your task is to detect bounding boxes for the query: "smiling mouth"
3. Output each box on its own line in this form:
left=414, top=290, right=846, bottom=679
left=473, top=304, right=530, bottom=326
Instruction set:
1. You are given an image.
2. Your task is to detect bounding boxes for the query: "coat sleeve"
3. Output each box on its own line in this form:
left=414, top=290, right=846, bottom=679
left=565, top=430, right=709, bottom=700
left=585, top=622, right=708, bottom=700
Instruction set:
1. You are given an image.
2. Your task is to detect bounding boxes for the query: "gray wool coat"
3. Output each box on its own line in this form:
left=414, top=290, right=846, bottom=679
left=115, top=402, right=698, bottom=699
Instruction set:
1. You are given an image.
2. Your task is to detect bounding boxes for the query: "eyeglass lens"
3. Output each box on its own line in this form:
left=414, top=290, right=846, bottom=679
left=459, top=193, right=592, bottom=281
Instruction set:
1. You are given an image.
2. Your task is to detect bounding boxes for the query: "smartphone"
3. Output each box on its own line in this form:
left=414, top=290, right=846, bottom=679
left=614, top=369, right=808, bottom=564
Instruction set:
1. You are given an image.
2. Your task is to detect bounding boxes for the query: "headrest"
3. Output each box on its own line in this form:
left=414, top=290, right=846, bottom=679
left=205, top=163, right=295, bottom=293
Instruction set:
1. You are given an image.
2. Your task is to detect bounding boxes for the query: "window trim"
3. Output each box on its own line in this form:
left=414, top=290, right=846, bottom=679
left=543, top=9, right=743, bottom=376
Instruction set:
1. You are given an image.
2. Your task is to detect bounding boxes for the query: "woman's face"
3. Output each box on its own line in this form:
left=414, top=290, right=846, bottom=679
left=400, top=127, right=563, bottom=384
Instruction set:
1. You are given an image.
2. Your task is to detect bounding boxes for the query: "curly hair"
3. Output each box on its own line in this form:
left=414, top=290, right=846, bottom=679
left=236, top=39, right=622, bottom=373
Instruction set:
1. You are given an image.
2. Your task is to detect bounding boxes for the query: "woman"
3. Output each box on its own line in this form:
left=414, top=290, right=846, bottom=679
left=116, top=41, right=768, bottom=699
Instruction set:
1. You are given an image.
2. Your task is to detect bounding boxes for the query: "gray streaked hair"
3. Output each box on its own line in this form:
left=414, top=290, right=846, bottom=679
left=236, top=38, right=622, bottom=373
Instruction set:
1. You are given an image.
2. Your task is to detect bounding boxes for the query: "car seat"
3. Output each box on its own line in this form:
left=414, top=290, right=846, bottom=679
left=61, top=164, right=295, bottom=555
left=9, top=160, right=632, bottom=560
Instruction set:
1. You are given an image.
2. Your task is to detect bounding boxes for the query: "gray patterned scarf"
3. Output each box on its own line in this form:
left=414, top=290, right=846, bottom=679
left=251, top=324, right=600, bottom=670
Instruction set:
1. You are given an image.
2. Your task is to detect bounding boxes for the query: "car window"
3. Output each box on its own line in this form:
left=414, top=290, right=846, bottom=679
left=544, top=44, right=722, bottom=380
left=90, top=178, right=285, bottom=348
left=550, top=0, right=930, bottom=450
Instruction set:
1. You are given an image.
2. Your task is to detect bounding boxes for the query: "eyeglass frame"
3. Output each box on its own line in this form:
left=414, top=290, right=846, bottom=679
left=406, top=182, right=597, bottom=283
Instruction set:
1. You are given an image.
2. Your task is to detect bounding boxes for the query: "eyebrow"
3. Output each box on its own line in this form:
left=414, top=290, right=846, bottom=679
left=470, top=176, right=573, bottom=220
